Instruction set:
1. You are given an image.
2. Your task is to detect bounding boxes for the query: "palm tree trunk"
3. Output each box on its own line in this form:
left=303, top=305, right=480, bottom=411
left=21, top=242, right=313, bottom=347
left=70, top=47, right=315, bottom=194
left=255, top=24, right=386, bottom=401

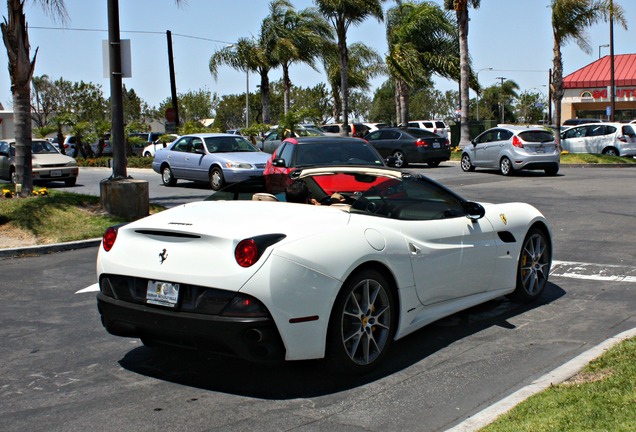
left=338, top=25, right=349, bottom=136
left=397, top=79, right=410, bottom=124
left=282, top=64, right=291, bottom=115
left=260, top=71, right=271, bottom=125
left=552, top=42, right=564, bottom=150
left=457, top=7, right=471, bottom=147
left=395, top=82, right=401, bottom=126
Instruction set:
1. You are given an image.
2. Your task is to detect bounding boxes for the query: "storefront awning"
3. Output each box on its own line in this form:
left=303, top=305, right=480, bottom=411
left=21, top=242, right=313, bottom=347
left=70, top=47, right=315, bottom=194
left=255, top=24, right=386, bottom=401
left=564, top=54, right=636, bottom=88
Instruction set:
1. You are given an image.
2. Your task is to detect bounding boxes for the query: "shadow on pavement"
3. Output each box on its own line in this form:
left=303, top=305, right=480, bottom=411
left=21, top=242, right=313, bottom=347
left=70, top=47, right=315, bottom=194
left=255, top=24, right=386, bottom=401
left=118, top=282, right=566, bottom=399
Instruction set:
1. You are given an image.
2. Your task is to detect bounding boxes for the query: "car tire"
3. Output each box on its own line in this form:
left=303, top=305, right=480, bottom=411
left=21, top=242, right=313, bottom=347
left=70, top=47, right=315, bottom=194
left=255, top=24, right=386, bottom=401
left=327, top=269, right=396, bottom=374
left=427, top=161, right=441, bottom=168
left=508, top=228, right=551, bottom=302
left=602, top=147, right=619, bottom=156
left=143, top=151, right=152, bottom=158
left=545, top=166, right=559, bottom=176
left=210, top=167, right=225, bottom=191
left=64, top=177, right=77, bottom=187
left=161, top=165, right=177, bottom=186
left=392, top=150, right=407, bottom=168
left=500, top=157, right=514, bottom=176
left=460, top=154, right=475, bottom=172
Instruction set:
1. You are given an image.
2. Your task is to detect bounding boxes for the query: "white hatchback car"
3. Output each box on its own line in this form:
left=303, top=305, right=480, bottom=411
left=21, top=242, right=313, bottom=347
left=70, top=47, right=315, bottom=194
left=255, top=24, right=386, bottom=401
left=560, top=122, right=636, bottom=157
left=461, top=126, right=560, bottom=176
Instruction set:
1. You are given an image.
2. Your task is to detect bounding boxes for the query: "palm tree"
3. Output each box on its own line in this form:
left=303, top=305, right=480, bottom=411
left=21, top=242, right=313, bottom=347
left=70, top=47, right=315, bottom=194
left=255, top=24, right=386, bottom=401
left=444, top=0, right=480, bottom=147
left=322, top=42, right=386, bottom=122
left=261, top=0, right=333, bottom=115
left=315, top=0, right=385, bottom=135
left=386, top=1, right=473, bottom=125
left=550, top=0, right=626, bottom=147
left=209, top=37, right=275, bottom=124
left=1, top=1, right=68, bottom=196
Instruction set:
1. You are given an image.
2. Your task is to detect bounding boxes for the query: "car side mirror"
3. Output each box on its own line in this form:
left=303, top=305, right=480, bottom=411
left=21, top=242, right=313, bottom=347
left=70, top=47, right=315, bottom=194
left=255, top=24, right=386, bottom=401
left=194, top=148, right=205, bottom=154
left=272, top=158, right=287, bottom=168
left=471, top=140, right=477, bottom=146
left=464, top=201, right=485, bottom=221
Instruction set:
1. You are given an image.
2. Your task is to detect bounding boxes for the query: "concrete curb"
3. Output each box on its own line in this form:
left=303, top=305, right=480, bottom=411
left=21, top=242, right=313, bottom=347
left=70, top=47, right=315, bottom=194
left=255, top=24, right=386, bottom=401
left=0, top=238, right=102, bottom=258
left=446, top=327, right=636, bottom=431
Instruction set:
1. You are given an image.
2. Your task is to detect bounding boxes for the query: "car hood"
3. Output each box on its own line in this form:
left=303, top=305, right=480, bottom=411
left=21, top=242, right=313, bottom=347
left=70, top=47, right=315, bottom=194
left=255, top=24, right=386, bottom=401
left=212, top=151, right=271, bottom=164
left=32, top=153, right=76, bottom=165
left=97, top=201, right=350, bottom=290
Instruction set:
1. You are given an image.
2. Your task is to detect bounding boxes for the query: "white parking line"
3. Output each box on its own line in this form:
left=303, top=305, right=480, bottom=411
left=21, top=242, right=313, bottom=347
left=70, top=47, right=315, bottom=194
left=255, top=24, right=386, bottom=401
left=550, top=260, right=636, bottom=283
left=75, top=283, right=99, bottom=294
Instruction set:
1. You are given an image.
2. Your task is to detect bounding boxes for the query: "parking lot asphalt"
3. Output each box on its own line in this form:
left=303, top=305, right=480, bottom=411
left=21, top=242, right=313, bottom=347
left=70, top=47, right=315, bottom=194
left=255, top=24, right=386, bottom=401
left=3, top=162, right=636, bottom=431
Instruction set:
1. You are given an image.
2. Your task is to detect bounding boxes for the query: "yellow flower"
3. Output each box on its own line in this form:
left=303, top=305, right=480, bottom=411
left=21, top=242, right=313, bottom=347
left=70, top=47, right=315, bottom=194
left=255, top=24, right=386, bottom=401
left=3, top=189, right=13, bottom=198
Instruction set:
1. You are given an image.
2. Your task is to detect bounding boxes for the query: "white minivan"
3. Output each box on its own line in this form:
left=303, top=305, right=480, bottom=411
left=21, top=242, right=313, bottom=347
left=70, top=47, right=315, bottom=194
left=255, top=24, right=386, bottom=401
left=560, top=123, right=636, bottom=157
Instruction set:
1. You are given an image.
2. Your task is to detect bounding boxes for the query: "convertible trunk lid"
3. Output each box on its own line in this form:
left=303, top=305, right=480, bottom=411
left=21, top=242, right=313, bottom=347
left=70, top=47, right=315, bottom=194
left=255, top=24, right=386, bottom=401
left=97, top=201, right=350, bottom=290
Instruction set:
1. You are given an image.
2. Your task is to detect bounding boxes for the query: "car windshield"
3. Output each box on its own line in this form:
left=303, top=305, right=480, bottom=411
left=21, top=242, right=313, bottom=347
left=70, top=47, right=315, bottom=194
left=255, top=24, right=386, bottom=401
left=205, top=136, right=257, bottom=153
left=32, top=141, right=59, bottom=154
left=207, top=170, right=468, bottom=222
left=294, top=142, right=384, bottom=167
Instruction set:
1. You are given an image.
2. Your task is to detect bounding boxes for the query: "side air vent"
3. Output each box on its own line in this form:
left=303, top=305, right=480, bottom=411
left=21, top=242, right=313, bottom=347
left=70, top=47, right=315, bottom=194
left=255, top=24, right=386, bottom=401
left=134, top=230, right=201, bottom=239
left=498, top=231, right=516, bottom=243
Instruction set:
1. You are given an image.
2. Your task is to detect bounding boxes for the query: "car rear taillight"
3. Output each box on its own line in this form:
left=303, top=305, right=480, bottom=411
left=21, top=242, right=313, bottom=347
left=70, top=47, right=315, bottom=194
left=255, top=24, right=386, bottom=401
left=235, top=239, right=258, bottom=267
left=102, top=226, right=118, bottom=252
left=618, top=135, right=627, bottom=143
left=512, top=136, right=524, bottom=148
left=415, top=139, right=428, bottom=147
left=234, top=234, right=286, bottom=268
left=445, top=139, right=450, bottom=147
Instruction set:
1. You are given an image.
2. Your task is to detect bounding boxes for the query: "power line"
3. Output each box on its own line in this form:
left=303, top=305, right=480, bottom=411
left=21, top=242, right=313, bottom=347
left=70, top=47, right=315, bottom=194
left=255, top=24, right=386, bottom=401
left=29, top=26, right=234, bottom=45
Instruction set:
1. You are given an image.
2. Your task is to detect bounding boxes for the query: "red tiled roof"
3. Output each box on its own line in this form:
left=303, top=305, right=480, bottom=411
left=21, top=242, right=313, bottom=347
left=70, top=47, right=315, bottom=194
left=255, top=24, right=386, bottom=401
left=563, top=54, right=636, bottom=88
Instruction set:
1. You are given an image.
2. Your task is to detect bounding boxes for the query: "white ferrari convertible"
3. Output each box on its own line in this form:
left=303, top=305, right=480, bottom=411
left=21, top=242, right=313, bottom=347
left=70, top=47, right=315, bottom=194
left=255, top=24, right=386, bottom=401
left=96, top=166, right=552, bottom=374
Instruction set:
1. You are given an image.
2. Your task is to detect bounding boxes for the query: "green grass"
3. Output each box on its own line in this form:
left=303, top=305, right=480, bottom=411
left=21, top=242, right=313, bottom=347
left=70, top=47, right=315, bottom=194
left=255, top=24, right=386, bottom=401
left=481, top=337, right=636, bottom=431
left=0, top=186, right=162, bottom=244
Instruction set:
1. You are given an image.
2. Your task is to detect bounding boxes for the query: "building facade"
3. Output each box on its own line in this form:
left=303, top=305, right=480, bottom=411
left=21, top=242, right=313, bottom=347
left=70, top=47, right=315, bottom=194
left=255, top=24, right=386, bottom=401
left=562, top=54, right=636, bottom=123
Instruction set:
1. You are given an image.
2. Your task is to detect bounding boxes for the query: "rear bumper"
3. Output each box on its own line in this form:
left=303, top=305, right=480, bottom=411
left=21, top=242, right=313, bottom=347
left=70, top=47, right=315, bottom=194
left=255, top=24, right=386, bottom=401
left=410, top=148, right=451, bottom=163
left=97, top=293, right=286, bottom=362
left=33, top=167, right=78, bottom=181
left=511, top=152, right=560, bottom=171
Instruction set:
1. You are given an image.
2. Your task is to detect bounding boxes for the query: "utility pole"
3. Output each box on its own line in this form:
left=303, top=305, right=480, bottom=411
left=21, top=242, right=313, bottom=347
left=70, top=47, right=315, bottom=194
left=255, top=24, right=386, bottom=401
left=107, top=0, right=126, bottom=179
left=496, top=77, right=506, bottom=124
left=166, top=31, right=180, bottom=129
left=609, top=0, right=616, bottom=122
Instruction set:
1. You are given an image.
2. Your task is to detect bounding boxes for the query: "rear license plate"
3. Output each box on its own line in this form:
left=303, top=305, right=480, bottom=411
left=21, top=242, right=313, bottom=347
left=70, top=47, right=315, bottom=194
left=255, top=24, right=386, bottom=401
left=50, top=170, right=62, bottom=177
left=433, top=142, right=441, bottom=149
left=146, top=280, right=179, bottom=307
left=536, top=146, right=545, bottom=154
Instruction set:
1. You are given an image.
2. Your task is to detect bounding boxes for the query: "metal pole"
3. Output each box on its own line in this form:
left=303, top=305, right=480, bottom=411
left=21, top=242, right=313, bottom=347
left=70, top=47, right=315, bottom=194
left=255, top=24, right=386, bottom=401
left=167, top=31, right=180, bottom=128
left=107, top=0, right=126, bottom=179
left=246, top=70, right=249, bottom=129
left=475, top=68, right=492, bottom=122
left=496, top=76, right=506, bottom=124
left=609, top=1, right=616, bottom=122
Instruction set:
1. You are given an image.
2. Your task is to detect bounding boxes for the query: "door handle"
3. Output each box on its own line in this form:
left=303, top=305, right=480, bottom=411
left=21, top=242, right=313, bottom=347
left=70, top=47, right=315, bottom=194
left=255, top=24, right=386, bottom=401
left=409, top=243, right=421, bottom=255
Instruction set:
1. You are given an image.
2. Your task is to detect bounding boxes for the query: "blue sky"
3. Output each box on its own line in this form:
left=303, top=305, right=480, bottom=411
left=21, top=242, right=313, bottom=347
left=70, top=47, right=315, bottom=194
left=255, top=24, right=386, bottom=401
left=0, top=0, right=634, bottom=111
